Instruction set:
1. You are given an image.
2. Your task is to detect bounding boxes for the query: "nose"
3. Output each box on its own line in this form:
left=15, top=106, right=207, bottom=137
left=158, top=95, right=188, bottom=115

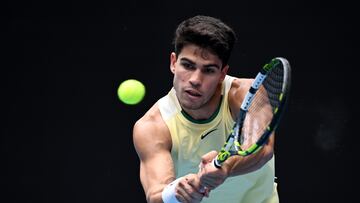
left=189, top=69, right=202, bottom=87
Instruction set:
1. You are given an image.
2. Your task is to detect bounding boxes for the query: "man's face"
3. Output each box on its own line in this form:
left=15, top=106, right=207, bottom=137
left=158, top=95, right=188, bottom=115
left=170, top=44, right=228, bottom=110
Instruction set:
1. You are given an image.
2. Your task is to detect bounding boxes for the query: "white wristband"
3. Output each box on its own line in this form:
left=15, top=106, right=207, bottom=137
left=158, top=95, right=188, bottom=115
left=161, top=178, right=182, bottom=203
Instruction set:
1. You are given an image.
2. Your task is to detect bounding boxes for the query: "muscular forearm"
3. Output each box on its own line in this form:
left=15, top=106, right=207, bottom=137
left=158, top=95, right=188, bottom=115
left=141, top=165, right=175, bottom=203
left=143, top=174, right=175, bottom=203
left=146, top=185, right=166, bottom=203
left=146, top=175, right=205, bottom=203
left=225, top=145, right=274, bottom=177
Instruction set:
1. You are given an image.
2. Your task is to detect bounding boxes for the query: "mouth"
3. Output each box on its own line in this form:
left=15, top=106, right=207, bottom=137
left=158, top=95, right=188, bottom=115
left=184, top=89, right=202, bottom=98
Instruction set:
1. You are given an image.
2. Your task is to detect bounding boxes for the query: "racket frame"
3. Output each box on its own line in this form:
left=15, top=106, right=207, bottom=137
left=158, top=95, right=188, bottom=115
left=214, top=57, right=291, bottom=168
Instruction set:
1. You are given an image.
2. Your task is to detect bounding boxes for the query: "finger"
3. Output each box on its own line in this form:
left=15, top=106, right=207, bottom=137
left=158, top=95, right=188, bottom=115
left=186, top=176, right=202, bottom=192
left=199, top=174, right=220, bottom=190
left=201, top=150, right=218, bottom=165
left=198, top=162, right=204, bottom=176
left=185, top=178, right=205, bottom=201
left=204, top=187, right=211, bottom=197
left=186, top=175, right=210, bottom=198
left=176, top=179, right=192, bottom=203
left=200, top=179, right=216, bottom=190
left=177, top=177, right=204, bottom=202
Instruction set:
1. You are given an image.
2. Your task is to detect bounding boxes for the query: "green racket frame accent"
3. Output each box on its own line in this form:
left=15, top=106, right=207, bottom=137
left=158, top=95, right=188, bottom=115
left=213, top=57, right=291, bottom=168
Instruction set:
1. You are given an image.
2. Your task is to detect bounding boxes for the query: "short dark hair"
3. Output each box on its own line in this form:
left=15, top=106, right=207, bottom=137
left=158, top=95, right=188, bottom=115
left=173, top=15, right=237, bottom=67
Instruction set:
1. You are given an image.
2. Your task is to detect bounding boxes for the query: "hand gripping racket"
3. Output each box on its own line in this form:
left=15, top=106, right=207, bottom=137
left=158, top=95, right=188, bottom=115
left=214, top=57, right=291, bottom=168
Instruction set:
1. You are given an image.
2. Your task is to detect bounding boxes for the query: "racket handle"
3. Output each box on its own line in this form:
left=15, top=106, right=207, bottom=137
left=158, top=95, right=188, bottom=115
left=213, top=155, right=224, bottom=168
left=213, top=158, right=222, bottom=168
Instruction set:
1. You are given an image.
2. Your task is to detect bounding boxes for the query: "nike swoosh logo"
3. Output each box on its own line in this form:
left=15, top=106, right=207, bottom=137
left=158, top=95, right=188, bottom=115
left=201, top=129, right=217, bottom=140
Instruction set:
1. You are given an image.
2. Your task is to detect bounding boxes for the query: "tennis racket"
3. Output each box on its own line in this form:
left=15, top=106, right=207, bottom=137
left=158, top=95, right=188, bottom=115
left=213, top=57, right=291, bottom=168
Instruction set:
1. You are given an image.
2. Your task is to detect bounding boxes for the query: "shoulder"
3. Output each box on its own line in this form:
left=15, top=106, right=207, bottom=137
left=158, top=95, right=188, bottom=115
left=228, top=78, right=254, bottom=117
left=229, top=78, right=253, bottom=93
left=133, top=102, right=172, bottom=157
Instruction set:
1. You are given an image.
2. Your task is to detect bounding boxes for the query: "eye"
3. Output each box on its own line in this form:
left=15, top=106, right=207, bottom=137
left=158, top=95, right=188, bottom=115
left=181, top=62, right=195, bottom=70
left=203, top=67, right=216, bottom=74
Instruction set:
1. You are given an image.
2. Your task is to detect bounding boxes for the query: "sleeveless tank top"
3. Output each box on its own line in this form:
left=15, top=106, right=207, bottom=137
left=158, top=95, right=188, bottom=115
left=158, top=75, right=279, bottom=203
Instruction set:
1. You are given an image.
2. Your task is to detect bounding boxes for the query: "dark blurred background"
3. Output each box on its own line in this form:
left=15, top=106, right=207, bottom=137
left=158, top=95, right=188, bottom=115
left=2, top=0, right=358, bottom=202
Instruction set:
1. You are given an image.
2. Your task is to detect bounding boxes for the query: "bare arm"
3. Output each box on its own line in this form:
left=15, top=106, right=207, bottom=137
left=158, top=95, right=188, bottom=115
left=133, top=104, right=205, bottom=203
left=199, top=79, right=275, bottom=190
left=133, top=104, right=174, bottom=203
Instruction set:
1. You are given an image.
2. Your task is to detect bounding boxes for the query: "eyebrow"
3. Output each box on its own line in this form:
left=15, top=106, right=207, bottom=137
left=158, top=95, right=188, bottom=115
left=180, top=57, right=221, bottom=69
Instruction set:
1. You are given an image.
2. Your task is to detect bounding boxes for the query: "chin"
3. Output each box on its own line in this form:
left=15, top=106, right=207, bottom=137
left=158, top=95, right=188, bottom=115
left=180, top=100, right=203, bottom=110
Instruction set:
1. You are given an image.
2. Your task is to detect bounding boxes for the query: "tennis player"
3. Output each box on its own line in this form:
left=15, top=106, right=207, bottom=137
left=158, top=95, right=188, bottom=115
left=133, top=15, right=279, bottom=203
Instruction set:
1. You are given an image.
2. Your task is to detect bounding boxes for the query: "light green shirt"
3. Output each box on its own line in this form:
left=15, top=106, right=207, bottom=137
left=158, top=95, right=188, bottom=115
left=158, top=75, right=279, bottom=203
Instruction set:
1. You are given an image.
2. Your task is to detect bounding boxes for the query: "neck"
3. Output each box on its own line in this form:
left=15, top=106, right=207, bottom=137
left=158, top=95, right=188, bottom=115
left=181, top=95, right=223, bottom=123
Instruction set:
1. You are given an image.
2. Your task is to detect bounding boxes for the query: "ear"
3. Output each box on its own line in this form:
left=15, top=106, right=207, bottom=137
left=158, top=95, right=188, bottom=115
left=220, top=65, right=229, bottom=81
left=170, top=52, right=177, bottom=74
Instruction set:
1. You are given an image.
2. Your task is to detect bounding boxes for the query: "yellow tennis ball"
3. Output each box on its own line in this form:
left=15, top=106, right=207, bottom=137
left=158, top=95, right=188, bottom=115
left=117, top=79, right=146, bottom=105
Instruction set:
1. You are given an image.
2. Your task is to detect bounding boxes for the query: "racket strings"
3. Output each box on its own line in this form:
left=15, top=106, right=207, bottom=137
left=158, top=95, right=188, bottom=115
left=240, top=65, right=285, bottom=150
left=263, top=65, right=285, bottom=110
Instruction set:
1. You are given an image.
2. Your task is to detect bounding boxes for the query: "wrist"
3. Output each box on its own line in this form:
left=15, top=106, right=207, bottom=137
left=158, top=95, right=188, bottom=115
left=161, top=178, right=182, bottom=203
